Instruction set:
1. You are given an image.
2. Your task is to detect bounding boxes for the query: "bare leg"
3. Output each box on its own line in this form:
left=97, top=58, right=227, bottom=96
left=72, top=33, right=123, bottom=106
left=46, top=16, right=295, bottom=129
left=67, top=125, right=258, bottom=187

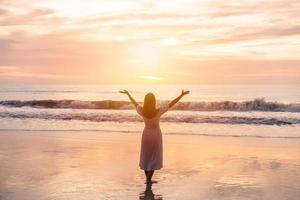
left=146, top=170, right=154, bottom=183
left=144, top=170, right=150, bottom=183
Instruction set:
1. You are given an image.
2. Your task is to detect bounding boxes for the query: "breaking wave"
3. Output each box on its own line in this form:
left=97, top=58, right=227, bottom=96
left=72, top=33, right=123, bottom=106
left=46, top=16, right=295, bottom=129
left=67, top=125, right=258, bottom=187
left=1, top=98, right=300, bottom=112
left=0, top=106, right=299, bottom=126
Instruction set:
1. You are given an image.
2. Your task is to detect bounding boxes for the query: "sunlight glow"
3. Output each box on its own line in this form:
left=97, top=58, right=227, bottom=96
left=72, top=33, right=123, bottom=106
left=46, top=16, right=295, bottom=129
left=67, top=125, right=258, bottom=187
left=129, top=43, right=163, bottom=72
left=140, top=75, right=162, bottom=81
left=137, top=44, right=161, bottom=63
left=1, top=0, right=299, bottom=84
left=160, top=37, right=179, bottom=46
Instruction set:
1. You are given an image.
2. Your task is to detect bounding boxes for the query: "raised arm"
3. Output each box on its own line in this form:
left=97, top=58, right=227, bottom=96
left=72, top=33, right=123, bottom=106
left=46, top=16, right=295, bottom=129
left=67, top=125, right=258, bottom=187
left=168, top=90, right=190, bottom=108
left=119, top=90, right=139, bottom=107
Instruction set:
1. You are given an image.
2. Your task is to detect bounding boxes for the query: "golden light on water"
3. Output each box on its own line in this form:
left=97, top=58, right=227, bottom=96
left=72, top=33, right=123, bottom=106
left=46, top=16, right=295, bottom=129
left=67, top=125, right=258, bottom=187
left=140, top=75, right=162, bottom=81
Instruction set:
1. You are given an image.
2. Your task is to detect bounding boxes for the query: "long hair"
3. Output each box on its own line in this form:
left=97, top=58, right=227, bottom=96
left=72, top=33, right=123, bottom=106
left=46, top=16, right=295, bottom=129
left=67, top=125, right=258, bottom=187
left=142, top=93, right=158, bottom=118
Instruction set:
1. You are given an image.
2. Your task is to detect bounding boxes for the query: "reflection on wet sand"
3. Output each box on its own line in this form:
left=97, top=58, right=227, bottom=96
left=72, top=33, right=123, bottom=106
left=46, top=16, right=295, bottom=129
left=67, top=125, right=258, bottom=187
left=0, top=131, right=300, bottom=200
left=139, top=183, right=163, bottom=200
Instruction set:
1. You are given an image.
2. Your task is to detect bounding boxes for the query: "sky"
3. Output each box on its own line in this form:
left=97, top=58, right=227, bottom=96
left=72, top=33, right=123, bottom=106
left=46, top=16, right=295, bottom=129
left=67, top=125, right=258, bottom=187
left=0, top=0, right=300, bottom=85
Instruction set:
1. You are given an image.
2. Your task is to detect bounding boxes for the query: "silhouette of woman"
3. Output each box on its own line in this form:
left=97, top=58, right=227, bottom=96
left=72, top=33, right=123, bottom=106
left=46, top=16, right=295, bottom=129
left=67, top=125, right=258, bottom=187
left=120, top=90, right=189, bottom=184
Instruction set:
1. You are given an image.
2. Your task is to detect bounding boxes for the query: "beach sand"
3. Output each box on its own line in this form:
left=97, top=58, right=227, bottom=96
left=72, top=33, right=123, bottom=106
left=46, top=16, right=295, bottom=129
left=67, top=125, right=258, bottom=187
left=0, top=131, right=300, bottom=200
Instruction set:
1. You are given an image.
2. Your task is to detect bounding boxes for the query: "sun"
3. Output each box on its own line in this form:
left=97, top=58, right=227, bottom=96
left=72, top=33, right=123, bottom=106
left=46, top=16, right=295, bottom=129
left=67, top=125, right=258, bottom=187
left=131, top=43, right=162, bottom=68
left=127, top=42, right=164, bottom=80
left=139, top=45, right=159, bottom=63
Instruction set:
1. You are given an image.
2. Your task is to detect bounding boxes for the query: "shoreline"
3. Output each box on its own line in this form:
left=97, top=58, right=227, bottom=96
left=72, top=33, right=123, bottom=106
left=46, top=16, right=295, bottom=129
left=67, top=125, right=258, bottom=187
left=1, top=128, right=300, bottom=139
left=1, top=131, right=300, bottom=200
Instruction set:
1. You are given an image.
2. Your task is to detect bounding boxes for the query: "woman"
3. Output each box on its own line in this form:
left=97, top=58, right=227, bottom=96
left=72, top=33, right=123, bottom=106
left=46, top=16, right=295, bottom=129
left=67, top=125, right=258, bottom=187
left=120, top=89, right=190, bottom=184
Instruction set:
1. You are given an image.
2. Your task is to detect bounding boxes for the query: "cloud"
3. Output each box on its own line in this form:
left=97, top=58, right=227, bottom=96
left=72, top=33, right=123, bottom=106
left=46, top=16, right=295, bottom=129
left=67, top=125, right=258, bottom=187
left=0, top=65, right=19, bottom=72
left=206, top=25, right=300, bottom=45
left=0, top=7, right=57, bottom=26
left=0, top=65, right=73, bottom=81
left=0, top=0, right=299, bottom=84
left=0, top=7, right=9, bottom=15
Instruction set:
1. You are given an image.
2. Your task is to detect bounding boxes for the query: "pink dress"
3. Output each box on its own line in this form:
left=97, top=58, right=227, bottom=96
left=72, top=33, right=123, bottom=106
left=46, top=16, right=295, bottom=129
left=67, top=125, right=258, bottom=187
left=136, top=105, right=169, bottom=171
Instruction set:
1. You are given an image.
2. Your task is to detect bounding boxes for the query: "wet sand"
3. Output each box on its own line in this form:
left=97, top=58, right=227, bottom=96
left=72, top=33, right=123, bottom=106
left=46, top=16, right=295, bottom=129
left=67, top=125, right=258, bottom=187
left=0, top=131, right=300, bottom=200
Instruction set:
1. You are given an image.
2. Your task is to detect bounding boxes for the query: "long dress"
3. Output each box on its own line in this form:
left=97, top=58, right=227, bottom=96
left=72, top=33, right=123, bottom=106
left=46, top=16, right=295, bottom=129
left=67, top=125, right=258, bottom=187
left=136, top=105, right=169, bottom=171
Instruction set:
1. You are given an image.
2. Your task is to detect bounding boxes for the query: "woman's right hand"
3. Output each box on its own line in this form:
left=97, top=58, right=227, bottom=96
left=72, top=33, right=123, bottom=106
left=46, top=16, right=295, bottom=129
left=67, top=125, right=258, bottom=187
left=119, top=90, right=129, bottom=95
left=181, top=90, right=190, bottom=96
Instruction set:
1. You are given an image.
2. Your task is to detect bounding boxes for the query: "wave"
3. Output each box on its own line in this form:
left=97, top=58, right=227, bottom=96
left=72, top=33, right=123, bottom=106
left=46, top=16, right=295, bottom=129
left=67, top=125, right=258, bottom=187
left=0, top=108, right=299, bottom=125
left=1, top=98, right=300, bottom=112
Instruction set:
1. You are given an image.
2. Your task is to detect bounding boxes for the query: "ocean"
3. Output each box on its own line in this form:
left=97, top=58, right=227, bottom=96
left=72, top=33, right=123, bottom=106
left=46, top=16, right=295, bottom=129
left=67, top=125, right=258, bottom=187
left=0, top=84, right=300, bottom=138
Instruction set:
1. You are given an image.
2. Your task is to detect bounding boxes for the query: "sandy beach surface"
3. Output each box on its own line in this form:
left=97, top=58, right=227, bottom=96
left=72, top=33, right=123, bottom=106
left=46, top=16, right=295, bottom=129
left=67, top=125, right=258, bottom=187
left=0, top=131, right=300, bottom=200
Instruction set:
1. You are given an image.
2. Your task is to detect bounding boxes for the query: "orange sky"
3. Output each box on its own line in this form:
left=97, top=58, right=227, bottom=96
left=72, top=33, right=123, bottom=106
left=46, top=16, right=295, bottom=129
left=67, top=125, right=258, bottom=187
left=0, top=0, right=300, bottom=84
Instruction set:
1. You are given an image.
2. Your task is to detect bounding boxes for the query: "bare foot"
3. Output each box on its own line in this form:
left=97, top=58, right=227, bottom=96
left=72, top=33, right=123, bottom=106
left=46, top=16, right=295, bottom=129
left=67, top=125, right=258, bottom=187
left=145, top=180, right=158, bottom=184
